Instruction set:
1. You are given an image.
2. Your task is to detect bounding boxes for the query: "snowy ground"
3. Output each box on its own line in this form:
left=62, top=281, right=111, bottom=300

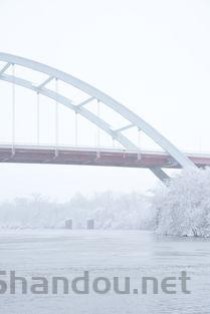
left=0, top=230, right=210, bottom=313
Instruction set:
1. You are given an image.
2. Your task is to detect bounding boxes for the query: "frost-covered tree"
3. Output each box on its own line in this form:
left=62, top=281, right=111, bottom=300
left=151, top=168, right=210, bottom=237
left=0, top=192, right=152, bottom=230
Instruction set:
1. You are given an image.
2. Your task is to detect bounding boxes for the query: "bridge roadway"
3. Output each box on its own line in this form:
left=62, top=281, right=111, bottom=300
left=0, top=144, right=209, bottom=169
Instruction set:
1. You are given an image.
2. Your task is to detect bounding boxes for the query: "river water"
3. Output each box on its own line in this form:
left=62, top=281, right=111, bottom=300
left=0, top=230, right=210, bottom=313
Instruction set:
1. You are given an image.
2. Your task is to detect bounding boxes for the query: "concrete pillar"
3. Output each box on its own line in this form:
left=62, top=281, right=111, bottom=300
left=87, top=219, right=94, bottom=230
left=65, top=219, right=73, bottom=229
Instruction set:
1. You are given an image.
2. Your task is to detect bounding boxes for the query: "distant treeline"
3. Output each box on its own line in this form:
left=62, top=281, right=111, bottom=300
left=0, top=192, right=154, bottom=230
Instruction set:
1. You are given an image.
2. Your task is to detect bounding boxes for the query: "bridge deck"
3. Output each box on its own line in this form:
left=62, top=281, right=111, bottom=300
left=0, top=145, right=209, bottom=169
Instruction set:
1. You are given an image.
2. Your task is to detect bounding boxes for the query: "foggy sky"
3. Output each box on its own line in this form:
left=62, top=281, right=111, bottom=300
left=0, top=0, right=209, bottom=201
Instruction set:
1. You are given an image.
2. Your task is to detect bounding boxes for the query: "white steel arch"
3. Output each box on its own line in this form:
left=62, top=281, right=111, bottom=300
left=0, top=52, right=195, bottom=181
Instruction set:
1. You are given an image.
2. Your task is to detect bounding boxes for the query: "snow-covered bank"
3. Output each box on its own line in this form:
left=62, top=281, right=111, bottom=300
left=152, top=168, right=210, bottom=238
left=0, top=192, right=153, bottom=230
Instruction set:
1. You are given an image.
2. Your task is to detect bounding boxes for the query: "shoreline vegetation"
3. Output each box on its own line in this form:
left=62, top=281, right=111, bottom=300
left=0, top=192, right=152, bottom=230
left=152, top=168, right=210, bottom=238
left=0, top=168, right=209, bottom=238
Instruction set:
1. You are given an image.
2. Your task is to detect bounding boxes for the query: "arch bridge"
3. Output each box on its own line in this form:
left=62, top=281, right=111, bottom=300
left=0, top=53, right=208, bottom=181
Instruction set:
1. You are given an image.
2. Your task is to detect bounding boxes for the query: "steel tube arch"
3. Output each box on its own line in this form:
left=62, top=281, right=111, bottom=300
left=0, top=52, right=195, bottom=180
left=0, top=73, right=137, bottom=151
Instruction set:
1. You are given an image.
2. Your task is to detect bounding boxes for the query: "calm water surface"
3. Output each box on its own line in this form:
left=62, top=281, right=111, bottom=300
left=0, top=230, right=209, bottom=313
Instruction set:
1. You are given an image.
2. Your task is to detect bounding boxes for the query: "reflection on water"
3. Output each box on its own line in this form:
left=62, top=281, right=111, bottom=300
left=0, top=230, right=210, bottom=314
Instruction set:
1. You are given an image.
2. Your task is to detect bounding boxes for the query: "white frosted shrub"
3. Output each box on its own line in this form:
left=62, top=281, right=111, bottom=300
left=152, top=168, right=210, bottom=237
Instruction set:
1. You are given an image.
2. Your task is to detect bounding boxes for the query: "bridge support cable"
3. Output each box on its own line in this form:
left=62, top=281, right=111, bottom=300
left=75, top=112, right=78, bottom=147
left=96, top=100, right=101, bottom=157
left=112, top=136, right=116, bottom=148
left=137, top=128, right=141, bottom=160
left=36, top=92, right=40, bottom=145
left=55, top=78, right=59, bottom=157
left=11, top=64, right=15, bottom=155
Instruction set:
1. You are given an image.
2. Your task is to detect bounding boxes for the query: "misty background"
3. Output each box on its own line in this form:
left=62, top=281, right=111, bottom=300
left=0, top=0, right=210, bottom=201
